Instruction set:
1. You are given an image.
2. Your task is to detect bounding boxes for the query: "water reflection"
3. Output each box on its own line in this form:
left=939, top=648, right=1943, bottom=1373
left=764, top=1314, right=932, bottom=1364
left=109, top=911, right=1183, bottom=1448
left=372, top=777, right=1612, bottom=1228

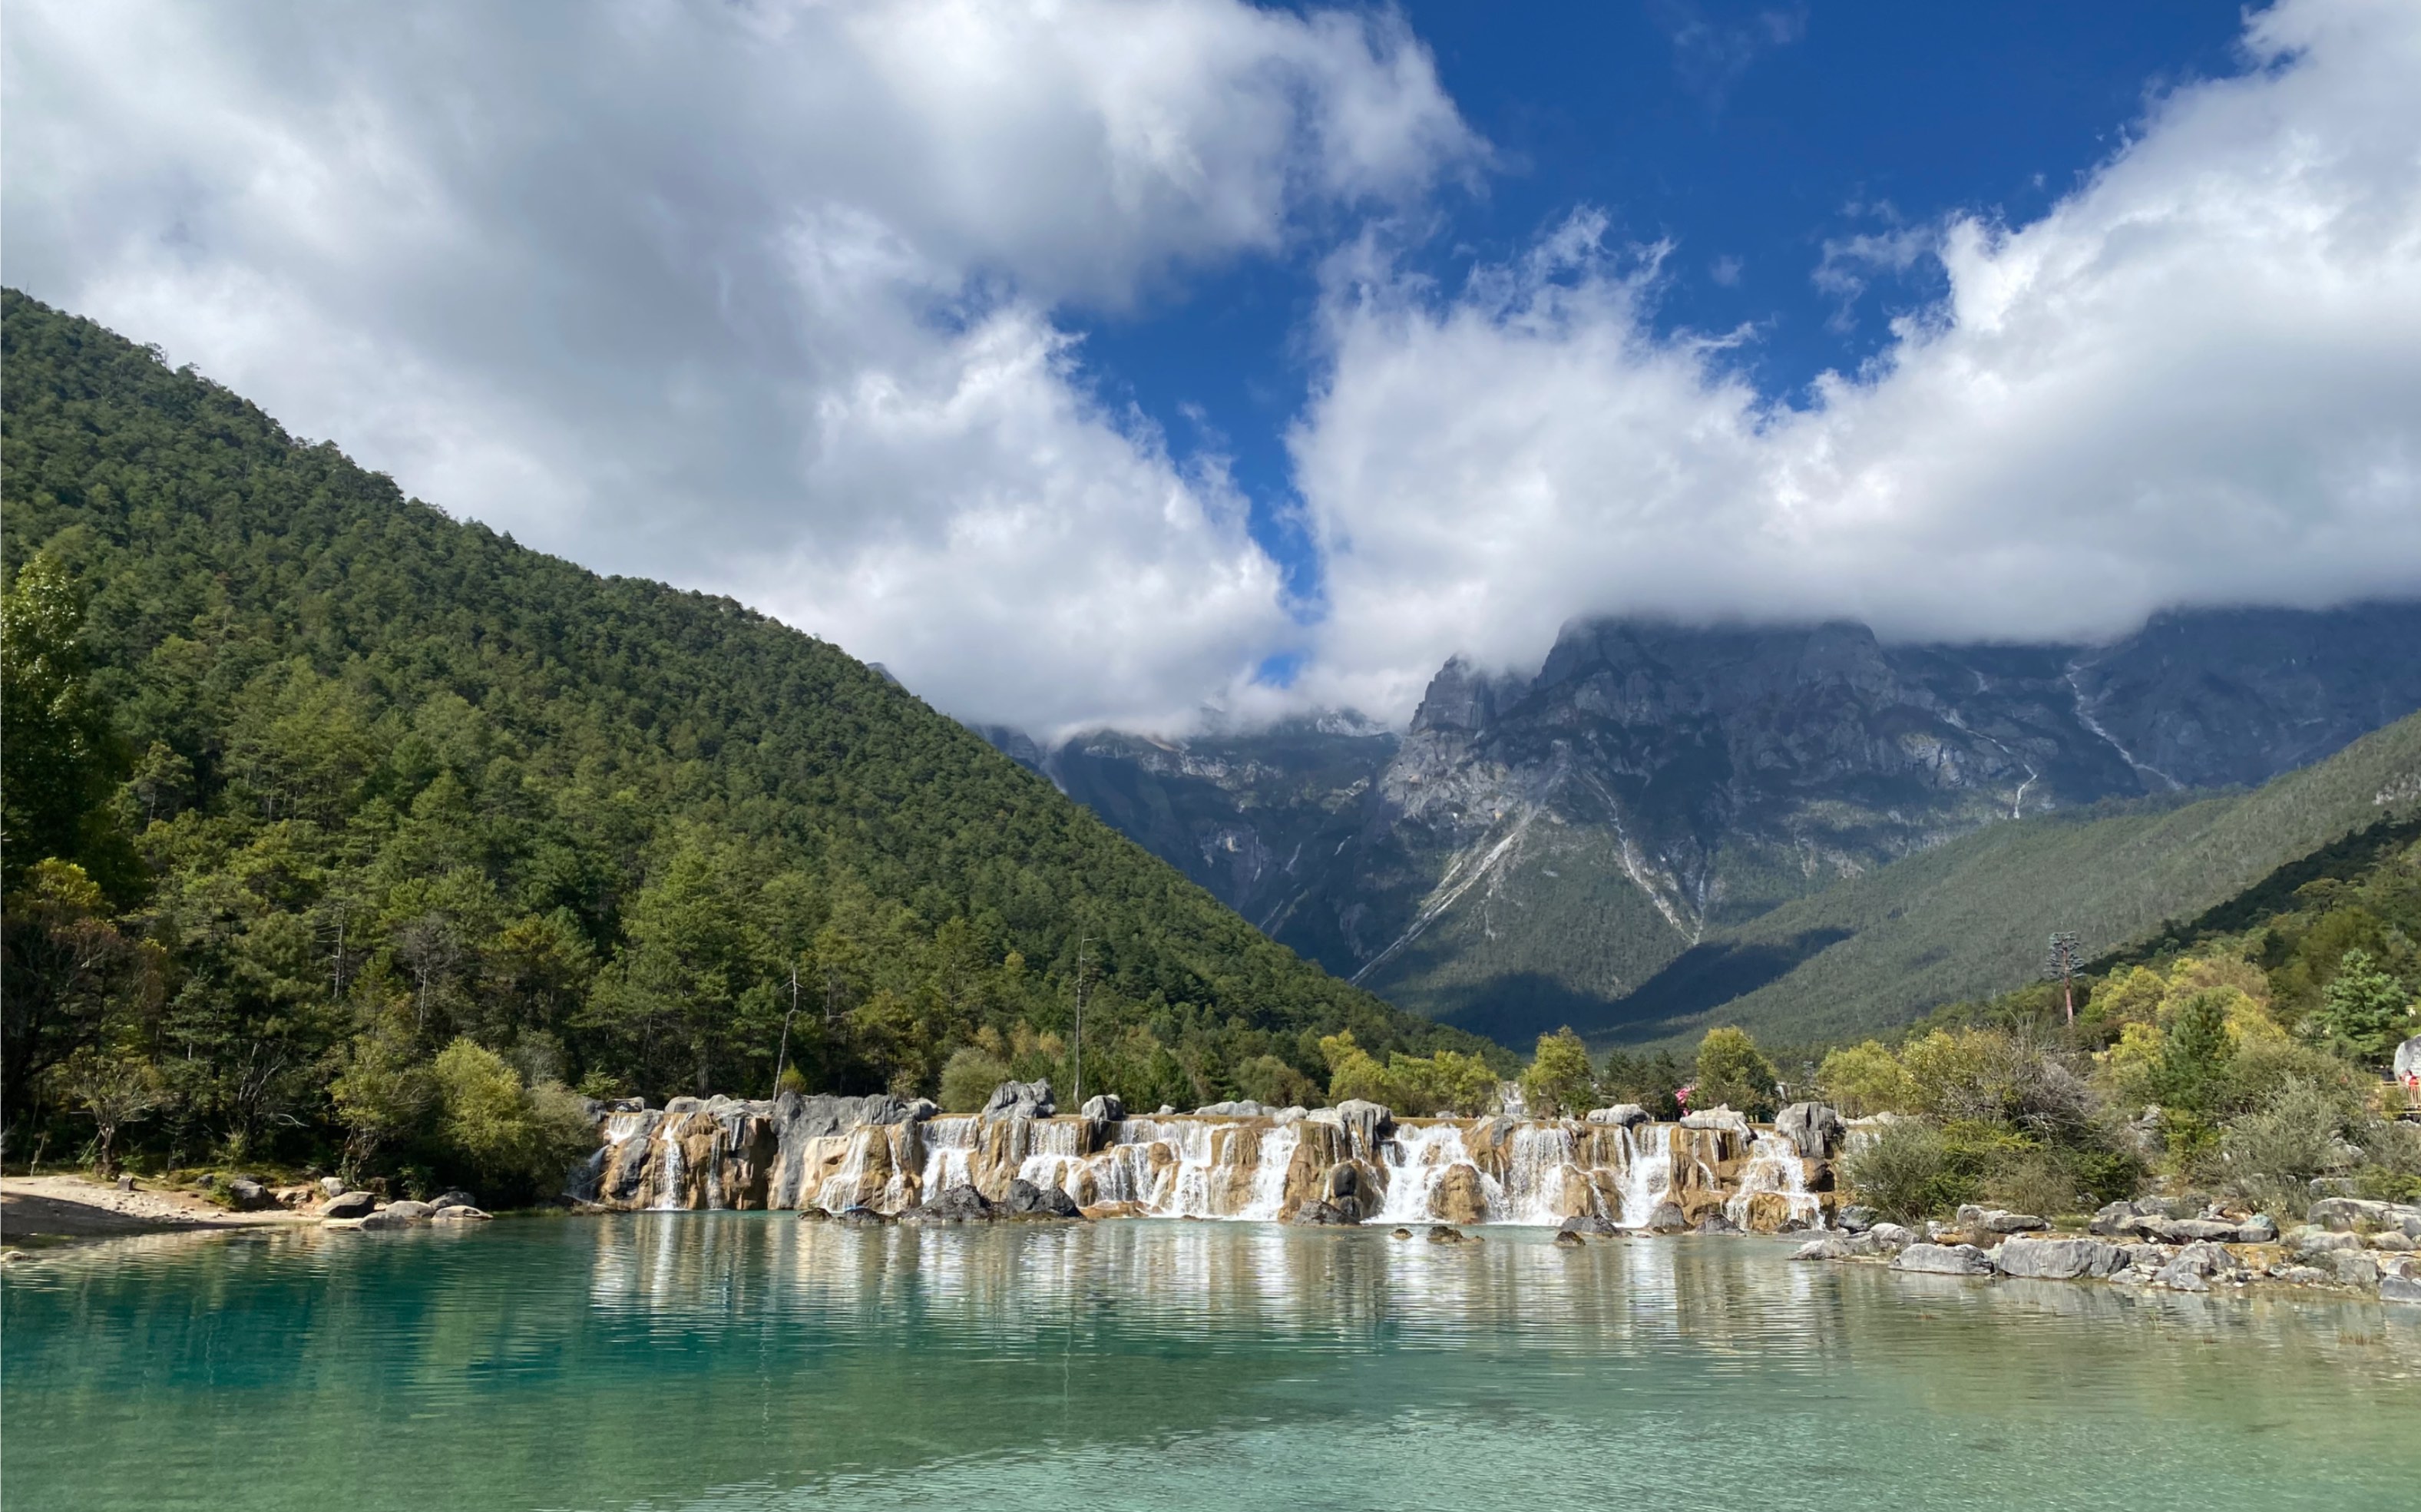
left=5, top=1216, right=2416, bottom=1512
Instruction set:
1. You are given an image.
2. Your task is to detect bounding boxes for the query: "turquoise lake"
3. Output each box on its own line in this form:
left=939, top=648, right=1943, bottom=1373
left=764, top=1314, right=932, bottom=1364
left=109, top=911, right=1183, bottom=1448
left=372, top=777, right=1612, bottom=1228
left=5, top=1214, right=2418, bottom=1510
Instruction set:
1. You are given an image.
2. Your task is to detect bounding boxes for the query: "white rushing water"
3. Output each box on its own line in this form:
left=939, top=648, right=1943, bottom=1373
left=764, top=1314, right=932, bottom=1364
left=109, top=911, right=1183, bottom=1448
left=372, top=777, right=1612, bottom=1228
left=1724, top=1131, right=1822, bottom=1229
left=1615, top=1123, right=1673, bottom=1228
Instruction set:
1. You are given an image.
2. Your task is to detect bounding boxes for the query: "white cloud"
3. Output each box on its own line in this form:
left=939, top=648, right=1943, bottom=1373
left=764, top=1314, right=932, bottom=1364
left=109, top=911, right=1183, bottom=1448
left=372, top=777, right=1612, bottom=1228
left=2, top=0, right=1477, bottom=733
left=1289, top=0, right=2421, bottom=722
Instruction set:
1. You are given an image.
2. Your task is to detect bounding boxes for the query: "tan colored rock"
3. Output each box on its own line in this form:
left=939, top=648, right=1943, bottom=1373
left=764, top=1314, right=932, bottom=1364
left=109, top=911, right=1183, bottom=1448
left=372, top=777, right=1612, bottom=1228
left=1432, top=1162, right=1490, bottom=1224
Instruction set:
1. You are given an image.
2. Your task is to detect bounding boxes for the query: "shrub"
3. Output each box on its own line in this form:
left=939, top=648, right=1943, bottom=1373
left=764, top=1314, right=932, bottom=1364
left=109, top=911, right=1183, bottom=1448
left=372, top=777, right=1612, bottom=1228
left=2310, top=949, right=2416, bottom=1065
left=1233, top=1053, right=1321, bottom=1111
left=1693, top=1027, right=1778, bottom=1119
left=938, top=1047, right=1013, bottom=1113
left=1816, top=1041, right=1912, bottom=1117
left=1841, top=1120, right=1963, bottom=1223
left=1987, top=1153, right=2080, bottom=1220
left=427, top=1039, right=593, bottom=1203
left=2218, top=1077, right=2350, bottom=1215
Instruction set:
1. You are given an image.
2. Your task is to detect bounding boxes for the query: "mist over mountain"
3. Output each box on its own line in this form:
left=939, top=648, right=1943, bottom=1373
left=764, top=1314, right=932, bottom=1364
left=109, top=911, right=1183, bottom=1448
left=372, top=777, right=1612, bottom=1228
left=997, top=603, right=2421, bottom=1041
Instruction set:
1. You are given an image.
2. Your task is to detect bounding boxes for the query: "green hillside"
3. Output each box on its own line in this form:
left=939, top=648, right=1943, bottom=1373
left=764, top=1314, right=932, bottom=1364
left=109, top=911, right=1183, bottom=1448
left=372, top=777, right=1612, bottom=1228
left=1590, top=710, right=2421, bottom=1050
left=0, top=289, right=1486, bottom=1176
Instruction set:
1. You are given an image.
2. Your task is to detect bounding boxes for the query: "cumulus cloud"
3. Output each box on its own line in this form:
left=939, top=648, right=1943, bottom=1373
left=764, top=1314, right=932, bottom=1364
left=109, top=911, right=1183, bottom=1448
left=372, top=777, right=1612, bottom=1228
left=1290, top=0, right=2421, bottom=722
left=2, top=0, right=1477, bottom=733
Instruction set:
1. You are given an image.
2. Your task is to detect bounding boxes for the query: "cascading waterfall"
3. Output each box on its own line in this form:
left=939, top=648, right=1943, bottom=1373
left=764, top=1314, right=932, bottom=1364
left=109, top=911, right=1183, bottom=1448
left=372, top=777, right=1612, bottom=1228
left=1724, top=1131, right=1823, bottom=1229
left=1615, top=1123, right=1674, bottom=1228
left=1371, top=1123, right=1480, bottom=1224
left=584, top=1101, right=1835, bottom=1232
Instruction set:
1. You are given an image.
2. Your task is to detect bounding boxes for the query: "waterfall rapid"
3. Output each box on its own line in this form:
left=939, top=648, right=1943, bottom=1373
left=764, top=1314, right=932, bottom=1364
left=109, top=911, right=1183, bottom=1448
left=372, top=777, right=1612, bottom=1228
left=584, top=1099, right=1837, bottom=1232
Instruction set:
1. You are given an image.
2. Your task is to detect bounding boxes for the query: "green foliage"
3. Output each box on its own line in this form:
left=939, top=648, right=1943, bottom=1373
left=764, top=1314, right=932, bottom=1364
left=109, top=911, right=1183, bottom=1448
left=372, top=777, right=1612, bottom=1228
left=2, top=551, right=136, bottom=896
left=938, top=1047, right=1012, bottom=1113
left=1612, top=725, right=2421, bottom=1049
left=2152, top=990, right=2237, bottom=1116
left=1691, top=1027, right=1778, bottom=1118
left=0, top=287, right=1482, bottom=1176
left=1596, top=1047, right=1685, bottom=1118
left=2218, top=1078, right=2353, bottom=1216
left=1816, top=1040, right=1912, bottom=1117
left=426, top=1039, right=594, bottom=1202
left=1841, top=1120, right=1965, bottom=1224
left=1232, top=1053, right=1321, bottom=1110
left=2310, top=949, right=2416, bottom=1064
left=1517, top=1027, right=1595, bottom=1117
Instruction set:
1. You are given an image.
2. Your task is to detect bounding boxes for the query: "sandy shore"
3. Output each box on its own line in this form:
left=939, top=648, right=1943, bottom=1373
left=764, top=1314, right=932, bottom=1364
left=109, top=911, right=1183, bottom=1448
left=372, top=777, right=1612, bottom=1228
left=2, top=1175, right=310, bottom=1248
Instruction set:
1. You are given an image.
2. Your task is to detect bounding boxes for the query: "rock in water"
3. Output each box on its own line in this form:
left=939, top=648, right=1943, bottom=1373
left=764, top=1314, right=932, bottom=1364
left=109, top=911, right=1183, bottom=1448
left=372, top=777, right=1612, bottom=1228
left=1584, top=1104, right=1651, bottom=1129
left=318, top=1191, right=376, bottom=1219
left=1559, top=1215, right=1619, bottom=1236
left=1288, top=1200, right=1357, bottom=1226
left=1995, top=1237, right=2126, bottom=1279
left=1427, top=1226, right=1467, bottom=1244
left=1646, top=1202, right=1689, bottom=1234
left=999, top=1179, right=1083, bottom=1219
left=429, top=1206, right=491, bottom=1222
left=1431, top=1163, right=1490, bottom=1224
left=904, top=1184, right=996, bottom=1223
left=1837, top=1205, right=1878, bottom=1233
left=2381, top=1275, right=2421, bottom=1305
left=1078, top=1093, right=1125, bottom=1123
left=980, top=1080, right=1055, bottom=1121
left=1775, top=1103, right=1846, bottom=1160
left=1893, top=1243, right=1993, bottom=1275
left=1554, top=1229, right=1584, bottom=1246
left=1391, top=1228, right=1414, bottom=1240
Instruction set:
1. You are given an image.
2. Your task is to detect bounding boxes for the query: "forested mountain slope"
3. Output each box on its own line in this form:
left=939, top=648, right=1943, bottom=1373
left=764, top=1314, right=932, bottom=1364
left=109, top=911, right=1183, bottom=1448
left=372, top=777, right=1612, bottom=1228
left=0, top=289, right=1481, bottom=1172
left=1590, top=710, right=2421, bottom=1050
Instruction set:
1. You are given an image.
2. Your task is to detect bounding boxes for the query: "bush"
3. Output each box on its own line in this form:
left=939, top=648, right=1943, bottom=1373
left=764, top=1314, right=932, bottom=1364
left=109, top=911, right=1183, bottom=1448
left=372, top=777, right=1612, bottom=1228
left=1841, top=1120, right=1974, bottom=1223
left=1233, top=1054, right=1320, bottom=1111
left=938, top=1047, right=1012, bottom=1113
left=427, top=1039, right=594, bottom=1203
left=1816, top=1041, right=1912, bottom=1117
left=1987, top=1153, right=2080, bottom=1220
left=2218, top=1077, right=2350, bottom=1215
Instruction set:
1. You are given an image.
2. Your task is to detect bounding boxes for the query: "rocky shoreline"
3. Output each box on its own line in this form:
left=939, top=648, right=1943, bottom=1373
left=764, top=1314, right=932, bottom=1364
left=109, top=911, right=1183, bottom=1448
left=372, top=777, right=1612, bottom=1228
left=1795, top=1196, right=2421, bottom=1304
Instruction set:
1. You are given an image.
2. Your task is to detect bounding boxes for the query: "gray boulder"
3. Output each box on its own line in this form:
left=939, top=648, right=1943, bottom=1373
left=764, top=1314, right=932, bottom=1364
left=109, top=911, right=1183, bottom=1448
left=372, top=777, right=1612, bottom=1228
left=382, top=1200, right=435, bottom=1220
left=981, top=1080, right=1056, bottom=1121
left=1894, top=1243, right=1993, bottom=1275
left=1868, top=1223, right=1917, bottom=1251
left=2234, top=1214, right=2279, bottom=1244
left=2331, top=1251, right=2380, bottom=1288
left=1955, top=1206, right=2049, bottom=1235
left=224, top=1176, right=276, bottom=1212
left=319, top=1176, right=349, bottom=1199
left=2380, top=1275, right=2421, bottom=1305
left=1559, top=1215, right=1621, bottom=1236
left=777, top=1092, right=932, bottom=1140
left=1585, top=1104, right=1651, bottom=1129
left=429, top=1206, right=491, bottom=1222
left=2155, top=1242, right=2235, bottom=1290
left=903, top=1184, right=995, bottom=1223
left=999, top=1179, right=1083, bottom=1219
left=2290, top=1227, right=2363, bottom=1257
left=317, top=1191, right=377, bottom=1219
left=1695, top=1213, right=1742, bottom=1236
left=357, top=1206, right=426, bottom=1231
left=1775, top=1102, right=1847, bottom=1160
left=2162, top=1218, right=2243, bottom=1243
left=1194, top=1099, right=1274, bottom=1119
left=1078, top=1093, right=1125, bottom=1123
left=1837, top=1205, right=1878, bottom=1233
left=1331, top=1099, right=1395, bottom=1152
left=1996, top=1237, right=2126, bottom=1280
left=1793, top=1236, right=1857, bottom=1261
left=1679, top=1109, right=1752, bottom=1139
left=2306, top=1196, right=2393, bottom=1232
left=428, top=1189, right=478, bottom=1213
left=1288, top=1200, right=1358, bottom=1226
left=1645, top=1202, right=1689, bottom=1234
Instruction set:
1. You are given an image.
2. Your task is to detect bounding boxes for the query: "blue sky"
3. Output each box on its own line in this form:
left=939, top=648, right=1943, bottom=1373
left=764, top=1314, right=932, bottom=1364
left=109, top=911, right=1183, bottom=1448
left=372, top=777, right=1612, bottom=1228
left=8, top=1, right=2417, bottom=733
left=1083, top=1, right=2254, bottom=608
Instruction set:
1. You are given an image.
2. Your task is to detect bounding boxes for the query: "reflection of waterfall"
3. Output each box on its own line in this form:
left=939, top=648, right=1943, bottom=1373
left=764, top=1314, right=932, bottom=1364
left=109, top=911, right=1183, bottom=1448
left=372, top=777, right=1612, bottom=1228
left=597, top=1105, right=1830, bottom=1231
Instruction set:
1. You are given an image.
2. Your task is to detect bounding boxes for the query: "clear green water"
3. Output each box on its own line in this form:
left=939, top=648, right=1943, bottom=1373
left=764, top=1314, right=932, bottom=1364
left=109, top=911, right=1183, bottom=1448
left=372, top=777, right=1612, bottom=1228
left=5, top=1215, right=2417, bottom=1510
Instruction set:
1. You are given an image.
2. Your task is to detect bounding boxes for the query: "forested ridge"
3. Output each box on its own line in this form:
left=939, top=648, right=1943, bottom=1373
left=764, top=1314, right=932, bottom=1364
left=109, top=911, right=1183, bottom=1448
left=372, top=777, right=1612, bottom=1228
left=0, top=289, right=1488, bottom=1189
